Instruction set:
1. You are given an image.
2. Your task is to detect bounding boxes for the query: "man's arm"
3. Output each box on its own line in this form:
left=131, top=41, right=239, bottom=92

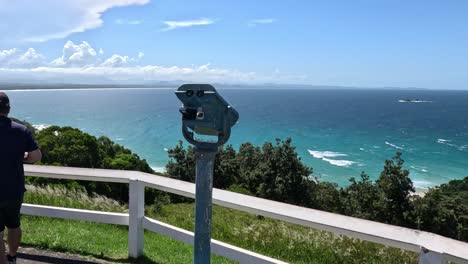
left=24, top=149, right=42, bottom=164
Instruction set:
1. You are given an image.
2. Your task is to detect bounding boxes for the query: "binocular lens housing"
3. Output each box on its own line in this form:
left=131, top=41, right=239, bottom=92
left=186, top=89, right=205, bottom=97
left=186, top=90, right=194, bottom=97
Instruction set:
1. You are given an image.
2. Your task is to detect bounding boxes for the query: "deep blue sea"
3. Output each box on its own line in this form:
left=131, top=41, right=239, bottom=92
left=5, top=88, right=468, bottom=189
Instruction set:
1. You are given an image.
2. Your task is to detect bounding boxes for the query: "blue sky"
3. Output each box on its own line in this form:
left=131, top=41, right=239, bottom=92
left=0, top=0, right=467, bottom=89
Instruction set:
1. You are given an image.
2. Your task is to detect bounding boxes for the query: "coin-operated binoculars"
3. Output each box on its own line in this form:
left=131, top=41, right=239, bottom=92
left=176, top=84, right=239, bottom=264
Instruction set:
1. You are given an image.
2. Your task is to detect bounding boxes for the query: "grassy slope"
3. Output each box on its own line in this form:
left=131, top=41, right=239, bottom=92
left=22, top=185, right=418, bottom=264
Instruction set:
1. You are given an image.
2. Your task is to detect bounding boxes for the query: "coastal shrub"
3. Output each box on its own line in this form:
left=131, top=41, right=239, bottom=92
left=375, top=152, right=415, bottom=227
left=340, top=172, right=380, bottom=220
left=311, top=181, right=342, bottom=213
left=414, top=177, right=468, bottom=241
left=166, top=138, right=314, bottom=206
left=16, top=122, right=156, bottom=203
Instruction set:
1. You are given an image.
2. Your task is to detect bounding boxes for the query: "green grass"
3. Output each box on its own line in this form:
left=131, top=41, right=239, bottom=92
left=24, top=185, right=128, bottom=212
left=22, top=185, right=418, bottom=263
left=148, top=203, right=418, bottom=264
left=21, top=217, right=233, bottom=264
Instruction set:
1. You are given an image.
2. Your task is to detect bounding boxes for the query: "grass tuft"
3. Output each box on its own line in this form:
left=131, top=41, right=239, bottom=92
left=22, top=185, right=418, bottom=263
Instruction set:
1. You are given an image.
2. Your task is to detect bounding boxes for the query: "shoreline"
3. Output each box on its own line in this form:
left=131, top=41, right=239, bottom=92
left=414, top=188, right=428, bottom=197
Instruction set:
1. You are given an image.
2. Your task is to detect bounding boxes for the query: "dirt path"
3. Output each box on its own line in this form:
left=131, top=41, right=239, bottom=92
left=14, top=247, right=100, bottom=264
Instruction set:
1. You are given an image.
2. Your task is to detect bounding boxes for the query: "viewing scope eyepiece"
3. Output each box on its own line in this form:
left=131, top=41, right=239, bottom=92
left=176, top=84, right=239, bottom=149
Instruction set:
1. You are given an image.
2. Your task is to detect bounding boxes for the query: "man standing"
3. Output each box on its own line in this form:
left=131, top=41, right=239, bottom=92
left=0, top=92, right=42, bottom=264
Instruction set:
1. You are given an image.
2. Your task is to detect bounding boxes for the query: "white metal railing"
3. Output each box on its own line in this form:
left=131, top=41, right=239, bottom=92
left=22, top=165, right=468, bottom=264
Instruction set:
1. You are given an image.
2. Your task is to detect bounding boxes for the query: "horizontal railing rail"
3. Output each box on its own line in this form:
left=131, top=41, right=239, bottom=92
left=23, top=165, right=468, bottom=264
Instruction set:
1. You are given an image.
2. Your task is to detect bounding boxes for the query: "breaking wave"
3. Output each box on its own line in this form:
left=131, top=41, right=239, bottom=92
left=308, top=150, right=355, bottom=167
left=322, top=158, right=355, bottom=167
left=437, top=138, right=456, bottom=146
left=307, top=150, right=347, bottom=159
left=385, top=142, right=404, bottom=150
left=410, top=165, right=428, bottom=173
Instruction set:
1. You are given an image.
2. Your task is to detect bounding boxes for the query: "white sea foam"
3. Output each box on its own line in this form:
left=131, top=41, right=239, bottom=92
left=413, top=180, right=434, bottom=190
left=308, top=150, right=355, bottom=167
left=437, top=138, right=458, bottom=147
left=322, top=158, right=355, bottom=167
left=116, top=138, right=125, bottom=141
left=164, top=148, right=169, bottom=152
left=33, top=124, right=50, bottom=131
left=359, top=148, right=365, bottom=151
left=410, top=165, right=428, bottom=173
left=307, top=150, right=347, bottom=159
left=151, top=166, right=167, bottom=173
left=398, top=99, right=432, bottom=103
left=385, top=142, right=403, bottom=150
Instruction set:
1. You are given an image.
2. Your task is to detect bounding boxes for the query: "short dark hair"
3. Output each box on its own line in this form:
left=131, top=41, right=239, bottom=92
left=0, top=92, right=11, bottom=115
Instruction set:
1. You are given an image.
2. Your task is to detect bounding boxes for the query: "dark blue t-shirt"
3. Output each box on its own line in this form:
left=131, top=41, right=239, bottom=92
left=0, top=116, right=38, bottom=201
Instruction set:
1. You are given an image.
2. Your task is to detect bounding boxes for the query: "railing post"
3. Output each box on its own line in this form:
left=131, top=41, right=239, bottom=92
left=129, top=179, right=145, bottom=258
left=419, top=247, right=444, bottom=264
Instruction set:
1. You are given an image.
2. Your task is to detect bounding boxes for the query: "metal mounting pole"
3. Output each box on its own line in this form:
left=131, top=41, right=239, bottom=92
left=193, top=147, right=217, bottom=264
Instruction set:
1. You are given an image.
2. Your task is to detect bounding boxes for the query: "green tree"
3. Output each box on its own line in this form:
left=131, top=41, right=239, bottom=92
left=257, top=138, right=313, bottom=206
left=166, top=140, right=196, bottom=183
left=340, top=172, right=380, bottom=220
left=213, top=145, right=240, bottom=189
left=312, top=181, right=342, bottom=212
left=375, top=152, right=415, bottom=227
left=236, top=142, right=262, bottom=192
left=165, top=138, right=314, bottom=207
left=31, top=126, right=155, bottom=202
left=414, top=177, right=468, bottom=241
left=36, top=126, right=102, bottom=168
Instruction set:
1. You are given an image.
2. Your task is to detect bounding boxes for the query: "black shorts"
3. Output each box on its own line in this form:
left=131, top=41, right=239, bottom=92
left=0, top=200, right=23, bottom=232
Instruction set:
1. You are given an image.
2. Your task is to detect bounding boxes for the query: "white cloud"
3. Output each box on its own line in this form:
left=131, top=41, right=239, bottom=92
left=0, top=40, right=305, bottom=84
left=0, top=48, right=18, bottom=64
left=0, top=0, right=150, bottom=43
left=50, top=40, right=97, bottom=67
left=100, top=54, right=129, bottom=67
left=16, top=48, right=46, bottom=67
left=99, top=48, right=104, bottom=55
left=162, top=18, right=215, bottom=31
left=248, top=18, right=277, bottom=27
left=115, top=19, right=142, bottom=25
left=0, top=64, right=260, bottom=84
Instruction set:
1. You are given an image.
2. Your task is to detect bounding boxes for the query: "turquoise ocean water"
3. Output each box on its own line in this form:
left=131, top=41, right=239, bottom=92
left=5, top=87, right=468, bottom=189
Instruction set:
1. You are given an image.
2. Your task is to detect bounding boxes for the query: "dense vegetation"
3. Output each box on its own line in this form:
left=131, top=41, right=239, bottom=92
left=166, top=139, right=468, bottom=242
left=14, top=118, right=467, bottom=244
left=22, top=124, right=157, bottom=202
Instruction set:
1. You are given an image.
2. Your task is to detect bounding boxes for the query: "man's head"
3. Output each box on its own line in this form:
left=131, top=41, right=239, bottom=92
left=0, top=92, right=10, bottom=116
